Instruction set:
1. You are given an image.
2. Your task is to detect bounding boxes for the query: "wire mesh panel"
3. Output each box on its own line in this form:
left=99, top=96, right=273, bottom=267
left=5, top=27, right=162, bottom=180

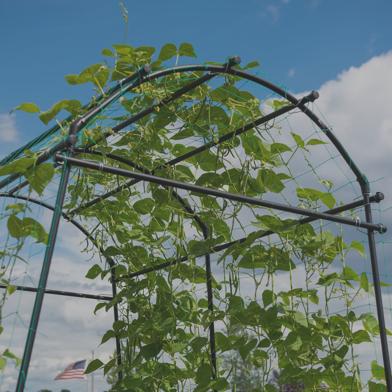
left=0, top=43, right=390, bottom=391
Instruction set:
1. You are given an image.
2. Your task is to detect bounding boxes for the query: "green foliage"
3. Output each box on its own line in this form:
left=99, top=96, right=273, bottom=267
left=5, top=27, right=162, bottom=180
left=0, top=41, right=383, bottom=392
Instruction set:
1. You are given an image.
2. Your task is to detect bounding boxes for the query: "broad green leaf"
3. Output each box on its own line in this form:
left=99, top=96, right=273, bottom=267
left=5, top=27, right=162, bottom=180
left=371, top=361, right=385, bottom=380
left=86, top=264, right=103, bottom=279
left=178, top=42, right=196, bottom=57
left=271, top=142, right=292, bottom=154
left=297, top=187, right=335, bottom=208
left=39, top=99, right=82, bottom=124
left=159, top=43, right=177, bottom=61
left=140, top=341, right=162, bottom=359
left=102, top=48, right=114, bottom=57
left=352, top=330, right=371, bottom=344
left=7, top=215, right=48, bottom=243
left=2, top=349, right=20, bottom=366
left=133, top=198, right=154, bottom=214
left=342, top=266, right=360, bottom=281
left=369, top=381, right=387, bottom=391
left=14, top=102, right=40, bottom=113
left=85, top=358, right=103, bottom=374
left=25, top=162, right=55, bottom=195
left=0, top=157, right=35, bottom=176
left=196, top=363, right=212, bottom=387
left=291, top=132, right=305, bottom=148
left=7, top=285, right=16, bottom=295
left=101, top=329, right=116, bottom=344
left=362, top=313, right=379, bottom=335
left=351, top=240, right=365, bottom=257
left=262, top=289, right=274, bottom=307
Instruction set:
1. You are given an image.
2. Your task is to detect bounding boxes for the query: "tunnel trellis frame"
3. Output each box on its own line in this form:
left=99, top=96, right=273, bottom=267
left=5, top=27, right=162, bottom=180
left=0, top=59, right=390, bottom=391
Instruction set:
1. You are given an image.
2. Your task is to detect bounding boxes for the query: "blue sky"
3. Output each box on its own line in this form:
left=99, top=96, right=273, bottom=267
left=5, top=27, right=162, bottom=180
left=1, top=1, right=392, bottom=391
left=0, top=0, right=391, bottom=155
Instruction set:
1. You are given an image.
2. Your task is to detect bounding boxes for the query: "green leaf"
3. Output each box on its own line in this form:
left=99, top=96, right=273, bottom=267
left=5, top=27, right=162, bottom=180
left=85, top=358, right=103, bottom=374
left=243, top=60, right=259, bottom=70
left=7, top=285, right=16, bottom=295
left=210, top=378, right=229, bottom=390
left=239, top=338, right=258, bottom=360
left=39, top=99, right=82, bottom=124
left=7, top=215, right=48, bottom=243
left=262, top=289, right=274, bottom=307
left=371, top=361, right=385, bottom=380
left=101, top=329, right=116, bottom=344
left=178, top=42, right=196, bottom=57
left=140, top=341, right=162, bottom=360
left=342, top=266, right=360, bottom=281
left=25, top=163, right=55, bottom=195
left=2, top=349, right=20, bottom=366
left=291, top=132, right=305, bottom=148
left=196, top=363, right=212, bottom=387
left=258, top=169, right=286, bottom=193
left=271, top=142, right=292, bottom=154
left=352, top=330, right=371, bottom=344
left=158, top=43, right=177, bottom=61
left=102, top=48, right=114, bottom=57
left=296, top=187, right=335, bottom=208
left=351, top=240, right=365, bottom=257
left=215, top=332, right=231, bottom=352
left=133, top=198, right=155, bottom=215
left=306, top=138, right=327, bottom=145
left=86, top=264, right=103, bottom=279
left=14, top=102, right=40, bottom=113
left=362, top=313, right=379, bottom=335
left=369, top=381, right=387, bottom=392
left=0, top=157, right=35, bottom=176
left=360, top=272, right=369, bottom=292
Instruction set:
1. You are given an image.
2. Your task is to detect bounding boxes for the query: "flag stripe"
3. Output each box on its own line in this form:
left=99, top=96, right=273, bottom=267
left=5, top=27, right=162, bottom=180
left=55, top=359, right=86, bottom=381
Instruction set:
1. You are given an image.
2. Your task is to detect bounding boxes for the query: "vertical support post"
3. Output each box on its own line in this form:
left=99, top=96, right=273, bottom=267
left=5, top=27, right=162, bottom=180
left=201, top=225, right=217, bottom=388
left=16, top=158, right=72, bottom=391
left=108, top=258, right=123, bottom=382
left=363, top=188, right=392, bottom=390
left=205, top=251, right=217, bottom=377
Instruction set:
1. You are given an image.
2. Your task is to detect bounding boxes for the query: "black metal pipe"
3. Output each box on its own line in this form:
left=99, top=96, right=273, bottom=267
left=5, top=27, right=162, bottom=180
left=121, top=193, right=383, bottom=279
left=362, top=186, right=392, bottom=390
left=56, top=154, right=386, bottom=234
left=16, top=159, right=72, bottom=392
left=69, top=91, right=316, bottom=216
left=108, top=260, right=123, bottom=382
left=0, top=284, right=112, bottom=301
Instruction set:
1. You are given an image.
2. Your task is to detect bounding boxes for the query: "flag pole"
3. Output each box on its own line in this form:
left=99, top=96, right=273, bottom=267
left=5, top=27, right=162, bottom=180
left=91, top=350, right=95, bottom=392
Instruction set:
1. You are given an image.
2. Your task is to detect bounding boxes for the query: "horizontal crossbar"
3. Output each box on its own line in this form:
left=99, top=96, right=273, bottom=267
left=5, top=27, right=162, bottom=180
left=120, top=192, right=384, bottom=279
left=55, top=154, right=387, bottom=233
left=0, top=284, right=113, bottom=301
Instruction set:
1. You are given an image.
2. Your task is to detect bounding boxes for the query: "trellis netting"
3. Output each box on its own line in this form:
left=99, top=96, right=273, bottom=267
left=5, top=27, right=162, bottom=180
left=0, top=43, right=391, bottom=391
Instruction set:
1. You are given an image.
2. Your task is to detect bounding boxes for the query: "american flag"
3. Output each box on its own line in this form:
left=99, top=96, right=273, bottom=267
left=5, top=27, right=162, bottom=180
left=54, top=359, right=86, bottom=380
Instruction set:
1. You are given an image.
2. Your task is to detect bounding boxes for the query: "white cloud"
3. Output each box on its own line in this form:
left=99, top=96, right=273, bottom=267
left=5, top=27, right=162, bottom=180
left=288, top=68, right=296, bottom=78
left=311, top=51, right=392, bottom=184
left=0, top=113, right=18, bottom=143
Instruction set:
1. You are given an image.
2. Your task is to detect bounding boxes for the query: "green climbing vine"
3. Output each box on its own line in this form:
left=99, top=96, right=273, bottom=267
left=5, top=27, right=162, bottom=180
left=0, top=42, right=388, bottom=391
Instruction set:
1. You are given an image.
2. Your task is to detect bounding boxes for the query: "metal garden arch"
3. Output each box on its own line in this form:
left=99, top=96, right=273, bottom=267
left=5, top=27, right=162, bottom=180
left=0, top=56, right=390, bottom=391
